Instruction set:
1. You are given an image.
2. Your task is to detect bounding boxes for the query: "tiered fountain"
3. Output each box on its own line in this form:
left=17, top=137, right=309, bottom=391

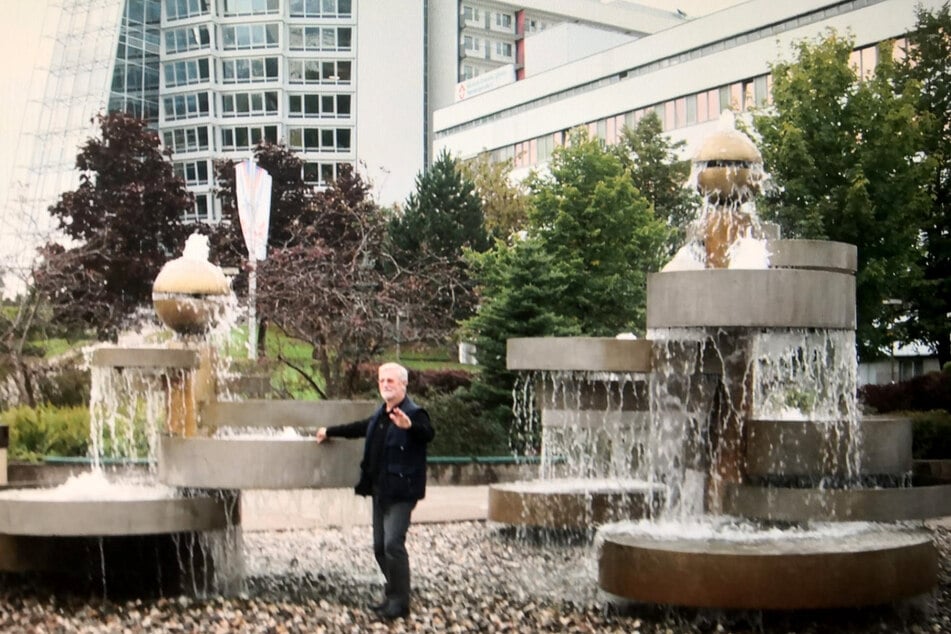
left=0, top=235, right=373, bottom=596
left=494, top=114, right=951, bottom=609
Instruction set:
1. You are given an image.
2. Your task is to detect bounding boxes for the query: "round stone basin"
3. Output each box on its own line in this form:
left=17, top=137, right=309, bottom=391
left=0, top=475, right=227, bottom=536
left=488, top=478, right=663, bottom=529
left=159, top=435, right=363, bottom=489
left=598, top=520, right=937, bottom=609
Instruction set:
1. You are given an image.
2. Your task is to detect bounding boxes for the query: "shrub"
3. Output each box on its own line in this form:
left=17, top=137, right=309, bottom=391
left=910, top=410, right=951, bottom=459
left=2, top=405, right=89, bottom=462
left=859, top=371, right=951, bottom=413
left=33, top=366, right=90, bottom=407
left=421, top=391, right=508, bottom=457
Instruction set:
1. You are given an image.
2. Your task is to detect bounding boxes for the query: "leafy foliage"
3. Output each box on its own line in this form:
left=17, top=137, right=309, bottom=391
left=34, top=112, right=194, bottom=339
left=463, top=129, right=669, bottom=443
left=897, top=5, right=951, bottom=367
left=3, top=405, right=89, bottom=462
left=615, top=111, right=698, bottom=251
left=390, top=149, right=491, bottom=331
left=753, top=32, right=931, bottom=359
left=458, top=153, right=530, bottom=241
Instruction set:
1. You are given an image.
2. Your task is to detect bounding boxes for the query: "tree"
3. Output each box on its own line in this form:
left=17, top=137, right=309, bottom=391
left=462, top=128, right=669, bottom=441
left=898, top=5, right=951, bottom=367
left=390, top=149, right=491, bottom=334
left=461, top=238, right=579, bottom=444
left=458, top=152, right=530, bottom=241
left=34, top=112, right=194, bottom=339
left=255, top=166, right=430, bottom=398
left=615, top=111, right=698, bottom=253
left=525, top=128, right=670, bottom=335
left=752, top=32, right=931, bottom=359
left=210, top=140, right=315, bottom=267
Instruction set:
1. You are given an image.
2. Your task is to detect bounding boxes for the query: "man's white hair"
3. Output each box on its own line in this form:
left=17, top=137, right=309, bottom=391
left=378, top=362, right=408, bottom=383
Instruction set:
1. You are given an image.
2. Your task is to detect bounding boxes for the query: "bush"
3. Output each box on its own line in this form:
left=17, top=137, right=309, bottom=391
left=2, top=405, right=89, bottom=462
left=421, top=391, right=508, bottom=457
left=910, top=410, right=951, bottom=459
left=859, top=371, right=951, bottom=413
left=33, top=366, right=90, bottom=407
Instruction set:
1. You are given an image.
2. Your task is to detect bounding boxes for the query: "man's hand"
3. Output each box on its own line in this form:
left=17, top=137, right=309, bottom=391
left=316, top=427, right=328, bottom=443
left=389, top=407, right=412, bottom=430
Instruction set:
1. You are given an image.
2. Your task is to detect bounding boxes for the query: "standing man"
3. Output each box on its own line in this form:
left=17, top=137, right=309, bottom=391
left=316, top=362, right=434, bottom=620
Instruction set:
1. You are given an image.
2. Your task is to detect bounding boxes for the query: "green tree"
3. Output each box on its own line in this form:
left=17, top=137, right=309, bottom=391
left=462, top=129, right=669, bottom=442
left=753, top=31, right=930, bottom=359
left=898, top=5, right=951, bottom=367
left=390, top=149, right=491, bottom=333
left=526, top=128, right=670, bottom=335
left=458, top=152, right=530, bottom=241
left=615, top=111, right=698, bottom=252
left=35, top=111, right=194, bottom=339
left=461, top=239, right=579, bottom=446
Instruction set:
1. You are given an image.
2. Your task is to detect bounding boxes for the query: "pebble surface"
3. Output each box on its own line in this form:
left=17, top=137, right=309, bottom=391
left=0, top=521, right=948, bottom=633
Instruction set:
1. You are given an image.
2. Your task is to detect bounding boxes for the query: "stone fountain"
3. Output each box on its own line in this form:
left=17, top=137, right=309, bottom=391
left=0, top=235, right=374, bottom=596
left=494, top=114, right=951, bottom=609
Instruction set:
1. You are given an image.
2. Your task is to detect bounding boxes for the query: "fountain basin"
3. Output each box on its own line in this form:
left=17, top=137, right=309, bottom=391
left=745, top=416, right=912, bottom=480
left=91, top=347, right=199, bottom=369
left=723, top=482, right=951, bottom=522
left=507, top=338, right=651, bottom=372
left=599, top=523, right=936, bottom=609
left=488, top=479, right=663, bottom=529
left=200, top=399, right=378, bottom=429
left=646, top=269, right=855, bottom=329
left=0, top=494, right=228, bottom=536
left=159, top=436, right=362, bottom=489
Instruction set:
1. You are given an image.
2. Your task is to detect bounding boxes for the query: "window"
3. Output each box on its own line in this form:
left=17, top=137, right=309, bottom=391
left=174, top=160, right=210, bottom=186
left=303, top=161, right=352, bottom=185
left=163, top=92, right=210, bottom=120
left=288, top=26, right=352, bottom=51
left=165, top=25, right=211, bottom=54
left=288, top=93, right=351, bottom=118
left=166, top=0, right=209, bottom=20
left=495, top=41, right=512, bottom=58
left=495, top=13, right=513, bottom=29
left=222, top=56, right=279, bottom=83
left=163, top=126, right=210, bottom=153
left=289, top=0, right=352, bottom=17
left=221, top=0, right=279, bottom=16
left=188, top=194, right=214, bottom=223
left=288, top=59, right=351, bottom=84
left=222, top=90, right=279, bottom=117
left=288, top=126, right=352, bottom=151
left=221, top=23, right=279, bottom=50
left=221, top=125, right=279, bottom=150
left=164, top=58, right=210, bottom=87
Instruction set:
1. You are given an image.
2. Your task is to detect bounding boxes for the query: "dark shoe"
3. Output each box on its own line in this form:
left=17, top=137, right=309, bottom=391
left=367, top=599, right=388, bottom=612
left=378, top=602, right=410, bottom=620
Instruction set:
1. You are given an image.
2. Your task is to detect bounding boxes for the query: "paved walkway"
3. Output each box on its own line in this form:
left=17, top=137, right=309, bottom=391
left=241, top=486, right=489, bottom=531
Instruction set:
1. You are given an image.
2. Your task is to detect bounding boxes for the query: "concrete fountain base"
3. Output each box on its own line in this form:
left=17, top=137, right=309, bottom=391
left=598, top=523, right=937, bottom=609
left=488, top=479, right=663, bottom=529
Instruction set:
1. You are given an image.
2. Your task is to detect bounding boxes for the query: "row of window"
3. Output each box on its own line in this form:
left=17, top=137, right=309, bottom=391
left=164, top=24, right=352, bottom=54
left=164, top=56, right=352, bottom=88
left=461, top=4, right=514, bottom=32
left=462, top=35, right=513, bottom=60
left=162, top=89, right=351, bottom=122
left=496, top=41, right=891, bottom=170
left=166, top=0, right=352, bottom=20
left=184, top=158, right=352, bottom=222
left=163, top=123, right=353, bottom=154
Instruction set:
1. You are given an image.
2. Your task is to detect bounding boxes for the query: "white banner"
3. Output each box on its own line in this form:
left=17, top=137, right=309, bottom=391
left=235, top=159, right=272, bottom=261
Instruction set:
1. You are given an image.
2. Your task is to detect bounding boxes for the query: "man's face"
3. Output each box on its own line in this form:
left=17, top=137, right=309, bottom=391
left=378, top=367, right=407, bottom=406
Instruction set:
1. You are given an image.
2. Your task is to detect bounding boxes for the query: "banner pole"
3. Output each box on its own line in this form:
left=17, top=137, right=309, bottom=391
left=248, top=259, right=258, bottom=360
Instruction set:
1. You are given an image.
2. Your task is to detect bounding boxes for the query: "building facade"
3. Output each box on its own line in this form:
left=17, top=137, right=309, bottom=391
left=433, top=0, right=943, bottom=178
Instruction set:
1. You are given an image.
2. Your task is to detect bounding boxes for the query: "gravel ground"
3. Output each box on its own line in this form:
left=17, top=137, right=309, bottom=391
left=0, top=521, right=947, bottom=633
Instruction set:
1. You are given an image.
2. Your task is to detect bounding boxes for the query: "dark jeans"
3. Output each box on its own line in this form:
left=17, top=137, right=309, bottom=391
left=372, top=496, right=416, bottom=609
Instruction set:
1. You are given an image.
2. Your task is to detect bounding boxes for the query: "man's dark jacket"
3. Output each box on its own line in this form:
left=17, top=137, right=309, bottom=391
left=325, top=396, right=434, bottom=504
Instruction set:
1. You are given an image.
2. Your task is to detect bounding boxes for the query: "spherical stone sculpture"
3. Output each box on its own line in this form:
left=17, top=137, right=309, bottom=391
left=152, top=243, right=231, bottom=335
left=693, top=125, right=764, bottom=204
